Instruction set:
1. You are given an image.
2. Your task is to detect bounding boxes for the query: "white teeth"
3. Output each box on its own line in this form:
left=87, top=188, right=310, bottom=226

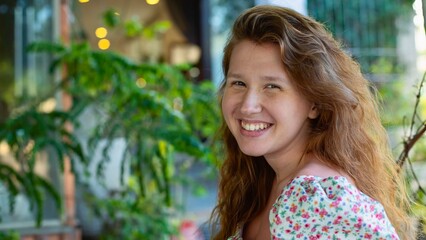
left=241, top=121, right=270, bottom=131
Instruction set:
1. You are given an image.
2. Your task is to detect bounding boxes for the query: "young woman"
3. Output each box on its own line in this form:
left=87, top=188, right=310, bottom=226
left=211, top=5, right=412, bottom=240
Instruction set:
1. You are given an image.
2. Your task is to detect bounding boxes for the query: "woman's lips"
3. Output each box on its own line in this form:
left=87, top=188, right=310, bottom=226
left=239, top=120, right=272, bottom=136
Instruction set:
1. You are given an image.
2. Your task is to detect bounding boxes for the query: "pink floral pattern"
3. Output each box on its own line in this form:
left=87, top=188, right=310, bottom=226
left=228, top=175, right=399, bottom=240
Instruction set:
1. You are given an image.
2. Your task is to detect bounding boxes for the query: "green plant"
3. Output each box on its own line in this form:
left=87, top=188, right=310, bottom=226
left=0, top=109, right=86, bottom=226
left=102, top=8, right=171, bottom=40
left=89, top=175, right=180, bottom=240
left=0, top=39, right=220, bottom=238
left=0, top=230, right=20, bottom=240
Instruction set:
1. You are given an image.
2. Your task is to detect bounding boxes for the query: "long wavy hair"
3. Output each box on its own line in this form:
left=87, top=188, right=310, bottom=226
left=210, top=5, right=412, bottom=239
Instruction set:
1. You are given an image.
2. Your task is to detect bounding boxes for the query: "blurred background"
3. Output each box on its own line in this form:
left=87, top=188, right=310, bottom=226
left=0, top=0, right=425, bottom=239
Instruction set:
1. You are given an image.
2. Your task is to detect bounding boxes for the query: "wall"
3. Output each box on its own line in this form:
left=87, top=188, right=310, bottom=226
left=74, top=0, right=186, bottom=63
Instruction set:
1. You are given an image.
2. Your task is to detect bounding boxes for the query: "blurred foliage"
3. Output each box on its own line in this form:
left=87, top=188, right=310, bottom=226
left=126, top=20, right=171, bottom=39
left=0, top=60, right=14, bottom=112
left=373, top=58, right=411, bottom=127
left=0, top=39, right=221, bottom=238
left=378, top=79, right=412, bottom=126
left=103, top=9, right=120, bottom=28
left=89, top=176, right=180, bottom=240
left=102, top=8, right=171, bottom=40
left=370, top=57, right=405, bottom=75
left=0, top=109, right=86, bottom=226
left=0, top=231, right=20, bottom=240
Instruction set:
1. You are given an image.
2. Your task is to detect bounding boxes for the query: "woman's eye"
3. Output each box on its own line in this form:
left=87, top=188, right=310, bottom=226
left=230, top=81, right=245, bottom=87
left=265, top=84, right=281, bottom=90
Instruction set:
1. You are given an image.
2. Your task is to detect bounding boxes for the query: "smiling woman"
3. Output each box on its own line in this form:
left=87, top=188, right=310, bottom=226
left=210, top=5, right=414, bottom=240
left=222, top=40, right=317, bottom=160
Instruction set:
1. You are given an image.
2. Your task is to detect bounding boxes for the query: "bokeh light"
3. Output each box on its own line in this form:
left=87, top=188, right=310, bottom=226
left=136, top=78, right=147, bottom=88
left=189, top=67, right=200, bottom=78
left=98, top=39, right=110, bottom=50
left=95, top=27, right=108, bottom=38
left=146, top=0, right=160, bottom=5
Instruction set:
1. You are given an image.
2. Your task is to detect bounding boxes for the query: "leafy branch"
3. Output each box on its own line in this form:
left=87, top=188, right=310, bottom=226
left=395, top=72, right=426, bottom=209
left=397, top=72, right=426, bottom=168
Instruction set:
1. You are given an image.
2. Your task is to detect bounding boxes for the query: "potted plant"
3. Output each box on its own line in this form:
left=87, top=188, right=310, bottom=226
left=0, top=39, right=221, bottom=239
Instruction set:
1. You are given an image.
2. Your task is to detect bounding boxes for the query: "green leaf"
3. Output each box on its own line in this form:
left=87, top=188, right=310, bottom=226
left=103, top=9, right=120, bottom=28
left=0, top=164, right=20, bottom=214
left=26, top=41, right=66, bottom=53
left=124, top=19, right=143, bottom=37
left=36, top=174, right=62, bottom=215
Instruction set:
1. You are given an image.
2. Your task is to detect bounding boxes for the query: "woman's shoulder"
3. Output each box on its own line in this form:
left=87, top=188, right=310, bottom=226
left=284, top=174, right=356, bottom=194
left=269, top=175, right=399, bottom=239
left=276, top=175, right=365, bottom=210
left=294, top=155, right=355, bottom=184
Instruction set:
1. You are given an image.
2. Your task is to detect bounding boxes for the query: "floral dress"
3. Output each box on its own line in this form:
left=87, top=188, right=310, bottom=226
left=228, top=175, right=399, bottom=240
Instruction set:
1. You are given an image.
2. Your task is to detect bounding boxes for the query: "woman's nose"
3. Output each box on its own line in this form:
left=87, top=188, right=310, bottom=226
left=240, top=90, right=262, bottom=115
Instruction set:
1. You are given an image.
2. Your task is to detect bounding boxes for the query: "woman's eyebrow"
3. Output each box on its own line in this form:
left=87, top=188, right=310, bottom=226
left=260, top=75, right=287, bottom=83
left=226, top=73, right=288, bottom=84
left=226, top=73, right=243, bottom=79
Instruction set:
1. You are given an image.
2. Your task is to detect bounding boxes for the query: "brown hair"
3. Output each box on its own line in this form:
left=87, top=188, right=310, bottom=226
left=211, top=5, right=412, bottom=239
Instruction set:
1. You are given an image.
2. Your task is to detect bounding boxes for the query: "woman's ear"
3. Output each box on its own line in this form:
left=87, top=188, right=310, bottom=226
left=308, top=103, right=319, bottom=119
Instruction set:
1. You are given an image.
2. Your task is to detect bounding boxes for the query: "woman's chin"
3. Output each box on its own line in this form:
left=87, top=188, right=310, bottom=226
left=240, top=148, right=264, bottom=157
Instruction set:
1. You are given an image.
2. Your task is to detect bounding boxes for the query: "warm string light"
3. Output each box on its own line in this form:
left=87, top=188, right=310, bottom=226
left=95, top=27, right=110, bottom=50
left=79, top=0, right=90, bottom=3
left=146, top=0, right=160, bottom=5
left=98, top=39, right=110, bottom=50
left=95, top=27, right=108, bottom=38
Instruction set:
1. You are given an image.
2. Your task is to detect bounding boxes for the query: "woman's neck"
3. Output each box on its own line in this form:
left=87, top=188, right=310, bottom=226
left=267, top=150, right=308, bottom=187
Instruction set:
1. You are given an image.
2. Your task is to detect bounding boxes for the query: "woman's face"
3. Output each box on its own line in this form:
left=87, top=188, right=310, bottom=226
left=222, top=40, right=318, bottom=162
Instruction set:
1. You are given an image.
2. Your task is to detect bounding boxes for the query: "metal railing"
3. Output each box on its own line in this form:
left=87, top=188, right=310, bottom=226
left=307, top=0, right=402, bottom=75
